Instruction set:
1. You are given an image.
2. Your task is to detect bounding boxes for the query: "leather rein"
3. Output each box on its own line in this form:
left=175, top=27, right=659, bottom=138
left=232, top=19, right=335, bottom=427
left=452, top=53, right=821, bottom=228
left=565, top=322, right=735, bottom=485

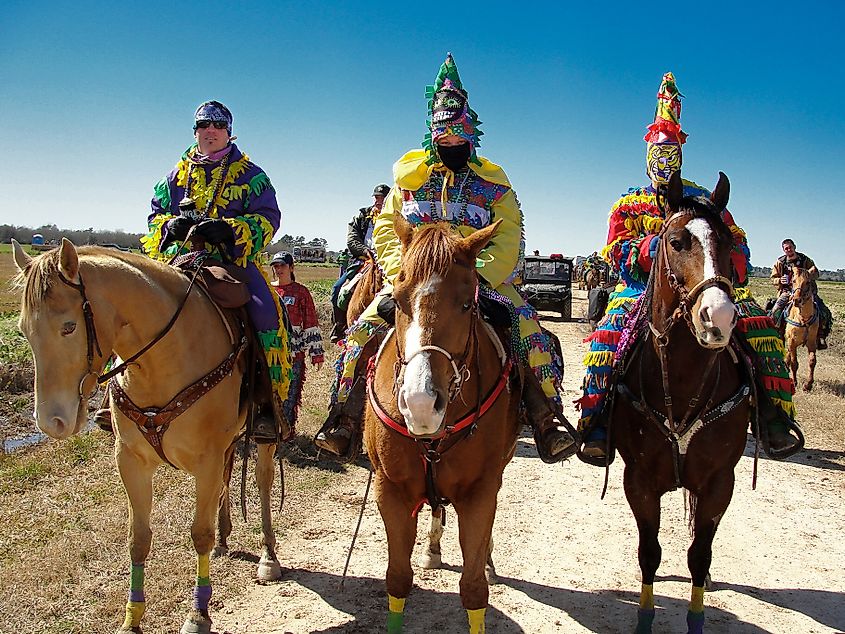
left=58, top=261, right=244, bottom=467
left=616, top=209, right=750, bottom=489
left=366, top=285, right=513, bottom=514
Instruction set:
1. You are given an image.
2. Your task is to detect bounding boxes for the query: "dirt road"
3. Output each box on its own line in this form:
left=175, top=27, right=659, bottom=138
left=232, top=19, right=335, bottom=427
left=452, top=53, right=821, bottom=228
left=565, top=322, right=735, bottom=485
left=213, top=295, right=845, bottom=634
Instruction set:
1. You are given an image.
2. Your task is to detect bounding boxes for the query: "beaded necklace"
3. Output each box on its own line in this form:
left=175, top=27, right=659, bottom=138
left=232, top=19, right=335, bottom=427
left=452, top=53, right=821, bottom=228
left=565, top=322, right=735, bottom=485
left=428, top=168, right=473, bottom=224
left=178, top=151, right=232, bottom=220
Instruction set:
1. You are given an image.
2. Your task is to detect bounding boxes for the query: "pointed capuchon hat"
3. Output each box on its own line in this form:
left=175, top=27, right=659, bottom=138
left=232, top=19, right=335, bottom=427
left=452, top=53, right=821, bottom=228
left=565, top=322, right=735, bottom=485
left=643, top=72, right=688, bottom=145
left=423, top=53, right=483, bottom=165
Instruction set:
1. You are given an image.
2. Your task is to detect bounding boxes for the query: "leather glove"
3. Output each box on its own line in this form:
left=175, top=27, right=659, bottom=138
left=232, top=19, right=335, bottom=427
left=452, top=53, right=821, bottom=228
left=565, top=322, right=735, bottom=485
left=161, top=216, right=196, bottom=249
left=376, top=294, right=396, bottom=325
left=195, top=218, right=234, bottom=244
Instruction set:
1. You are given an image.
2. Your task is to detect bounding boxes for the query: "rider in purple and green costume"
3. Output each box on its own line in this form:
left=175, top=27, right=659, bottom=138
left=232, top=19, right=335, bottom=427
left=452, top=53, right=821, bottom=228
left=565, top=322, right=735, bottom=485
left=577, top=73, right=802, bottom=463
left=142, top=100, right=292, bottom=442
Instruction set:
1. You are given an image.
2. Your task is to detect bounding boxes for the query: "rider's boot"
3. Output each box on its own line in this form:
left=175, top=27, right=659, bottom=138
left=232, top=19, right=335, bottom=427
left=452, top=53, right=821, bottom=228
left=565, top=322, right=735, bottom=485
left=330, top=305, right=347, bottom=344
left=314, top=378, right=366, bottom=460
left=92, top=390, right=113, bottom=433
left=252, top=403, right=279, bottom=444
left=522, top=372, right=577, bottom=463
left=754, top=377, right=803, bottom=459
left=579, top=405, right=611, bottom=466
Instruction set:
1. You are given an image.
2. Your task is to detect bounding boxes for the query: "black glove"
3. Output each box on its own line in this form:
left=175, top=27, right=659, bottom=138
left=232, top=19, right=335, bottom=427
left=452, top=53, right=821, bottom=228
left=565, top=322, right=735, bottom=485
left=195, top=218, right=234, bottom=244
left=376, top=294, right=396, bottom=325
left=160, top=216, right=196, bottom=249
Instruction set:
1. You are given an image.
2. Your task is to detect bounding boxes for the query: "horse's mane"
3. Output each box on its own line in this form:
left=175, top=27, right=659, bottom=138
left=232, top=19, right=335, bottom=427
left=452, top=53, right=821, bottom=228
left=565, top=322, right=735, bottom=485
left=402, top=223, right=464, bottom=288
left=16, top=246, right=172, bottom=314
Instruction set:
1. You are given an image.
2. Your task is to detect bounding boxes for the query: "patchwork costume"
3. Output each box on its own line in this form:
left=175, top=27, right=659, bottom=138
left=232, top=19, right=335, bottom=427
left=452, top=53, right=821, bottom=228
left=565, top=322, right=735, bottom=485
left=142, top=103, right=291, bottom=419
left=577, top=73, right=800, bottom=455
left=317, top=54, right=571, bottom=462
left=273, top=276, right=324, bottom=436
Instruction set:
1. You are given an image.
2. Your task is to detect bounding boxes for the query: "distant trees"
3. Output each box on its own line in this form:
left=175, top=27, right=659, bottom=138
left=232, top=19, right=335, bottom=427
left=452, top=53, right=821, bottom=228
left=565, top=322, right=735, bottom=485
left=0, top=224, right=143, bottom=249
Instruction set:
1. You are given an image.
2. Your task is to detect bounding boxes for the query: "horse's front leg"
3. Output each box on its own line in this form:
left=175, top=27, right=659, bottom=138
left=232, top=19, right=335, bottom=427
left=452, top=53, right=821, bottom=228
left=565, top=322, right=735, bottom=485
left=785, top=341, right=799, bottom=386
left=181, top=458, right=226, bottom=634
left=115, top=444, right=156, bottom=634
left=256, top=442, right=283, bottom=581
left=374, top=470, right=419, bottom=633
left=804, top=347, right=817, bottom=392
left=623, top=468, right=662, bottom=634
left=213, top=441, right=237, bottom=558
left=686, top=470, right=736, bottom=634
left=453, top=482, right=500, bottom=634
left=420, top=507, right=445, bottom=569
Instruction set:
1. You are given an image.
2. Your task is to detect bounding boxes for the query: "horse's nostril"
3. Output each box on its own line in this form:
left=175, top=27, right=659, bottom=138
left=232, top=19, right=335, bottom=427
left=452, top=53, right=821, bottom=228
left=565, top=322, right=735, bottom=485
left=434, top=391, right=446, bottom=413
left=699, top=306, right=711, bottom=324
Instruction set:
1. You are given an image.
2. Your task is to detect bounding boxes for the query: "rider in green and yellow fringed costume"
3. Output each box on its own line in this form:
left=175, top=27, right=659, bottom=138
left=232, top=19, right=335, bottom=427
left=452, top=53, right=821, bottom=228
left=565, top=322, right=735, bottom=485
left=576, top=73, right=802, bottom=463
left=315, top=54, right=576, bottom=466
left=142, top=101, right=292, bottom=442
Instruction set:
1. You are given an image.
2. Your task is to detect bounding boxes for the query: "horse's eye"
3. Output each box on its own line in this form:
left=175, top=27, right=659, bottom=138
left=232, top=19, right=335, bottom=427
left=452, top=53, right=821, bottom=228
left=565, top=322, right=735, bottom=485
left=670, top=238, right=684, bottom=252
left=61, top=321, right=76, bottom=336
left=462, top=300, right=473, bottom=312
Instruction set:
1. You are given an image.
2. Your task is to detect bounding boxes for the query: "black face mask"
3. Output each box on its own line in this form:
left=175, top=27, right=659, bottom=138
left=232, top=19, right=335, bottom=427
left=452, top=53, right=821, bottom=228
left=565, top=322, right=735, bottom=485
left=436, top=142, right=471, bottom=172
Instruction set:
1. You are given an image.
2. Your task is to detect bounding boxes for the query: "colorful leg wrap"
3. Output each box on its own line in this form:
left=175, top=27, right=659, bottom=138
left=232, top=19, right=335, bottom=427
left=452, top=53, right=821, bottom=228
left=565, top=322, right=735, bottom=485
left=387, top=595, right=405, bottom=634
left=734, top=288, right=796, bottom=420
left=467, top=607, right=486, bottom=634
left=577, top=285, right=641, bottom=434
left=122, top=563, right=146, bottom=630
left=193, top=553, right=212, bottom=614
left=333, top=319, right=385, bottom=404
left=635, top=582, right=655, bottom=633
left=686, top=580, right=706, bottom=633
left=257, top=328, right=293, bottom=404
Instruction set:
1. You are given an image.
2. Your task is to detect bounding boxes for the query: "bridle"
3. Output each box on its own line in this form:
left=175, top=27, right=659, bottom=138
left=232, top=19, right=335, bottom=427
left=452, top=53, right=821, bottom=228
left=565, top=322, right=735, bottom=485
left=652, top=209, right=735, bottom=340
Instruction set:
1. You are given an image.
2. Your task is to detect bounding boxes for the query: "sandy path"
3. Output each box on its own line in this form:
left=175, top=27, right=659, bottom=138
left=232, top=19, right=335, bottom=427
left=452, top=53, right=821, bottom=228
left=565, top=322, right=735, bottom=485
left=213, top=296, right=845, bottom=634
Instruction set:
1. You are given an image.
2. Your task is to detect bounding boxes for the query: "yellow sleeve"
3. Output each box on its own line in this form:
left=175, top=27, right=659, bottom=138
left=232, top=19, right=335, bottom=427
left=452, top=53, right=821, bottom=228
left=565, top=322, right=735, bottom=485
left=373, top=186, right=404, bottom=285
left=475, top=188, right=521, bottom=289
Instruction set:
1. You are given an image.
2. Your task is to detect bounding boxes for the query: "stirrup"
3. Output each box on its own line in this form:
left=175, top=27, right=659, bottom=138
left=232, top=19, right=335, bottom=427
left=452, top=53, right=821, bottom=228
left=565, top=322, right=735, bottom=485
left=534, top=426, right=577, bottom=464
left=93, top=408, right=113, bottom=433
left=252, top=415, right=278, bottom=444
left=314, top=409, right=360, bottom=463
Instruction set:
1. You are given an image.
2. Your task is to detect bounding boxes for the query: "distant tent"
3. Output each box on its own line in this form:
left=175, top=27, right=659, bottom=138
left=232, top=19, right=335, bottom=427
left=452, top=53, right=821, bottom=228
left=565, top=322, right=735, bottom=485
left=32, top=233, right=44, bottom=245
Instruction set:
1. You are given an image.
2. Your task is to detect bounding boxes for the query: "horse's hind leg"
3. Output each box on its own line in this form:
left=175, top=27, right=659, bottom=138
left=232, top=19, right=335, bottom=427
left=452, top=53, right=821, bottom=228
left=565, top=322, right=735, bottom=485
left=213, top=442, right=237, bottom=558
left=485, top=536, right=498, bottom=585
left=686, top=472, right=735, bottom=634
left=256, top=443, right=283, bottom=581
left=623, top=469, right=662, bottom=634
left=420, top=507, right=445, bottom=569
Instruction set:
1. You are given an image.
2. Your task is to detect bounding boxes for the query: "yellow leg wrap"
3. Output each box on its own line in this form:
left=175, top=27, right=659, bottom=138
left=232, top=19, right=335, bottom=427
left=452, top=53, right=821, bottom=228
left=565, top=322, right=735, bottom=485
left=467, top=607, right=486, bottom=633
left=639, top=583, right=655, bottom=610
left=122, top=601, right=146, bottom=629
left=690, top=585, right=705, bottom=613
left=388, top=595, right=406, bottom=613
left=197, top=553, right=210, bottom=579
left=387, top=595, right=406, bottom=633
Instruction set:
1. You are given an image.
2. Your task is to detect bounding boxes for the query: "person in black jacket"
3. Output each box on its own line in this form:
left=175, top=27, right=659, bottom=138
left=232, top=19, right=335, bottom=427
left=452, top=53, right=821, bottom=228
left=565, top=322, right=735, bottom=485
left=330, top=184, right=391, bottom=342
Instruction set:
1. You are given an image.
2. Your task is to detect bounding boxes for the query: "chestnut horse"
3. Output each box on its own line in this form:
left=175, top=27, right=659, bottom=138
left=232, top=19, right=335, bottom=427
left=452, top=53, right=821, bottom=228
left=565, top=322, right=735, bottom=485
left=347, top=257, right=384, bottom=324
left=13, top=240, right=283, bottom=634
left=364, top=218, right=520, bottom=633
left=609, top=173, right=752, bottom=634
left=784, top=267, right=819, bottom=391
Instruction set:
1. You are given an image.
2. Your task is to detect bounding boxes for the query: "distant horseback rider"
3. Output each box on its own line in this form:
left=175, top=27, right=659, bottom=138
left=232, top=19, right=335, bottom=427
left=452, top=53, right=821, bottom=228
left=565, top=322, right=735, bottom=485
left=315, top=53, right=576, bottom=463
left=769, top=238, right=832, bottom=348
left=141, top=100, right=292, bottom=443
left=577, top=73, right=803, bottom=462
left=329, top=184, right=390, bottom=343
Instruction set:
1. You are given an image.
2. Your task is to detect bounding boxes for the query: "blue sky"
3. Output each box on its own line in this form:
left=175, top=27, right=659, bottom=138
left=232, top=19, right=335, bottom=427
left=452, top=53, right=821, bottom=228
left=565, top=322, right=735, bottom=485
left=1, top=1, right=843, bottom=269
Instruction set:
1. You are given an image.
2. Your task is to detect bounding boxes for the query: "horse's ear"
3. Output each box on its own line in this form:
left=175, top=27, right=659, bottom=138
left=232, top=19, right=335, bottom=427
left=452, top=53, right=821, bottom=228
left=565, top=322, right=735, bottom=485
left=11, top=239, right=32, bottom=272
left=711, top=172, right=730, bottom=213
left=459, top=219, right=503, bottom=260
left=666, top=170, right=684, bottom=213
left=59, top=238, right=80, bottom=282
left=393, top=212, right=415, bottom=250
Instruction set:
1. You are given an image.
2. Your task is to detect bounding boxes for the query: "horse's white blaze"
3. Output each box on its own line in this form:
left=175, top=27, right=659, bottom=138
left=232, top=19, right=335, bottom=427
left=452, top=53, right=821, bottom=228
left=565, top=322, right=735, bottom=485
left=399, top=275, right=445, bottom=435
left=686, top=218, right=736, bottom=347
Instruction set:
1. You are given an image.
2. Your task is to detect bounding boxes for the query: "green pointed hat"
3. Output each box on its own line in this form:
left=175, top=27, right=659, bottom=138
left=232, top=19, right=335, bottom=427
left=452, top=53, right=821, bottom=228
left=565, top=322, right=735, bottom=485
left=422, top=53, right=483, bottom=165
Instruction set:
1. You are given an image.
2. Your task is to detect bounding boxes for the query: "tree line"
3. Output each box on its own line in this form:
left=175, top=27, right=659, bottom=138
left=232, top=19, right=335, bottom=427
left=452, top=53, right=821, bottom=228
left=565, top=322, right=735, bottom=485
left=749, top=265, right=845, bottom=283
left=1, top=224, right=143, bottom=250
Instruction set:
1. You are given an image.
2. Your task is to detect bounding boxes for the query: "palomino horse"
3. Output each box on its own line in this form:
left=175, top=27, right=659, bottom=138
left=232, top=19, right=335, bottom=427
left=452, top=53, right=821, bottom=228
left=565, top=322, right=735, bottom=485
left=784, top=267, right=819, bottom=391
left=364, top=217, right=521, bottom=633
left=585, top=266, right=602, bottom=292
left=609, top=173, right=752, bottom=634
left=13, top=240, right=282, bottom=634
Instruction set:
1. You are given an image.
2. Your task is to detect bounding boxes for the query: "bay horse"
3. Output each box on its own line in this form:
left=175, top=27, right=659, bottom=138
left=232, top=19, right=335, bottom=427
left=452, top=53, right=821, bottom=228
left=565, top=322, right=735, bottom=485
left=13, top=240, right=282, bottom=634
left=364, top=217, right=520, bottom=633
left=783, top=267, right=819, bottom=391
left=608, top=172, right=752, bottom=634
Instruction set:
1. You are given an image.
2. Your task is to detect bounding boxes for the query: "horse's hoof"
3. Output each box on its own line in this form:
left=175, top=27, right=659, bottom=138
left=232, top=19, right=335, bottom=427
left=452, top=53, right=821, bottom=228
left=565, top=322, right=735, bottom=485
left=116, top=627, right=142, bottom=634
left=485, top=564, right=499, bottom=586
left=211, top=544, right=229, bottom=558
left=180, top=612, right=212, bottom=634
left=803, top=383, right=813, bottom=392
left=420, top=551, right=442, bottom=569
left=257, top=556, right=283, bottom=581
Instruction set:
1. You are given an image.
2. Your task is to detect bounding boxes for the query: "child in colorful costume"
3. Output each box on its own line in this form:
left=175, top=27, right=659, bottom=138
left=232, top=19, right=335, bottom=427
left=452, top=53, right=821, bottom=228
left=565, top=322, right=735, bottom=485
left=142, top=100, right=292, bottom=442
left=270, top=251, right=324, bottom=437
left=316, top=54, right=576, bottom=463
left=578, top=73, right=802, bottom=461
